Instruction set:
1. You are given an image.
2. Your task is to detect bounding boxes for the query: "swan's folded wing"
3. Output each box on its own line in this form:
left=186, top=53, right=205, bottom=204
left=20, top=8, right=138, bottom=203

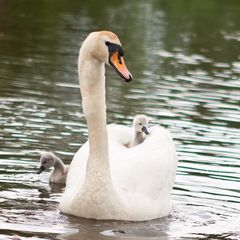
left=107, top=124, right=133, bottom=146
left=110, top=125, right=178, bottom=200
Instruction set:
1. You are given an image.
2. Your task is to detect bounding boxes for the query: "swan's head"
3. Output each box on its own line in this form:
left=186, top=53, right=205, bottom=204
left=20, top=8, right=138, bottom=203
left=81, top=31, right=133, bottom=82
left=37, top=152, right=56, bottom=174
left=133, top=115, right=150, bottom=135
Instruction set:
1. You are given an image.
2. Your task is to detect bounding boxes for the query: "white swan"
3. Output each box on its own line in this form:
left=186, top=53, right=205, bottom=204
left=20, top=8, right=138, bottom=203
left=129, top=114, right=150, bottom=148
left=37, top=152, right=69, bottom=184
left=59, top=31, right=178, bottom=221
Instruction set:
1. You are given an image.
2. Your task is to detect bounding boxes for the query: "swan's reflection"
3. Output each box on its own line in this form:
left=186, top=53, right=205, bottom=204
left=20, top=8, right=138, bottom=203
left=57, top=217, right=170, bottom=240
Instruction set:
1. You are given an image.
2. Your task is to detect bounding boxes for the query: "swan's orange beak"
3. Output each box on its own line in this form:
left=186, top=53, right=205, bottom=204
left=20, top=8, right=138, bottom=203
left=109, top=52, right=133, bottom=82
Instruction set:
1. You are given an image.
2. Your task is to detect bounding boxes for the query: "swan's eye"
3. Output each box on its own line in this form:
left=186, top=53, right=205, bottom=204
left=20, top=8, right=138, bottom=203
left=105, top=41, right=124, bottom=57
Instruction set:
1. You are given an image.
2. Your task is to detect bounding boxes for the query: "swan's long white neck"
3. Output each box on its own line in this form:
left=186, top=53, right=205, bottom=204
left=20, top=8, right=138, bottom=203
left=75, top=38, right=127, bottom=219
left=78, top=48, right=112, bottom=185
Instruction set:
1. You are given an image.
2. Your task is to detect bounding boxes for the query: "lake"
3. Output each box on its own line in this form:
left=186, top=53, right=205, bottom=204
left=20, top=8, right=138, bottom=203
left=0, top=0, right=240, bottom=239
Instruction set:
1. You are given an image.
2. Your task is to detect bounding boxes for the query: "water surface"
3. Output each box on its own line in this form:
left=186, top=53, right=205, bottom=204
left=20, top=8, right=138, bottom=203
left=0, top=0, right=240, bottom=239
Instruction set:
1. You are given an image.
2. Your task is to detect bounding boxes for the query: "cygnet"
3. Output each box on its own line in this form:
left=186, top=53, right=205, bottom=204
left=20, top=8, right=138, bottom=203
left=37, top=152, right=69, bottom=184
left=129, top=114, right=150, bottom=147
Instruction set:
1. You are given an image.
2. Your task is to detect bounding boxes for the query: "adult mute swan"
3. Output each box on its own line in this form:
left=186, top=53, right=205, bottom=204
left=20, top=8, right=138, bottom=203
left=129, top=114, right=150, bottom=148
left=37, top=152, right=69, bottom=184
left=59, top=31, right=178, bottom=221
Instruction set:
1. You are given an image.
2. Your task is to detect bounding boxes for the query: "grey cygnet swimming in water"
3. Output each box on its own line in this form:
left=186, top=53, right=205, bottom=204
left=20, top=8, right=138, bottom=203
left=37, top=152, right=69, bottom=184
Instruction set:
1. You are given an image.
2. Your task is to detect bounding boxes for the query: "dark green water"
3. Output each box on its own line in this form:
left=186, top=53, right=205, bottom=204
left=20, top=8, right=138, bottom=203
left=0, top=0, right=240, bottom=239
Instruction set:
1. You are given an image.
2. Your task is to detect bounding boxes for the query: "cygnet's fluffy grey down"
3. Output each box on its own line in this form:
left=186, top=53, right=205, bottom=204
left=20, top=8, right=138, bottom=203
left=129, top=115, right=150, bottom=147
left=37, top=152, right=69, bottom=184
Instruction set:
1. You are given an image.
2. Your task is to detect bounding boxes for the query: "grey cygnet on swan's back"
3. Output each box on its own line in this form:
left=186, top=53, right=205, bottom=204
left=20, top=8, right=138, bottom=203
left=37, top=152, right=69, bottom=184
left=129, top=115, right=150, bottom=148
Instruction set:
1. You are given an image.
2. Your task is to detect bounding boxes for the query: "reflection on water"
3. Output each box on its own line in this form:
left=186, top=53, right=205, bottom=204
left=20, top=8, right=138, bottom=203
left=0, top=0, right=240, bottom=239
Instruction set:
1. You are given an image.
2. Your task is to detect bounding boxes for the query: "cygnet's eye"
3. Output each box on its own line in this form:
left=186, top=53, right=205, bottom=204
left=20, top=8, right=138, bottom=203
left=139, top=123, right=142, bottom=126
left=43, top=160, right=47, bottom=164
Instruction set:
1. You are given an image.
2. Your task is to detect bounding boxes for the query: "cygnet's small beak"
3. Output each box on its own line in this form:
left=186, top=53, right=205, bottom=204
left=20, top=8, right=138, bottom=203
left=109, top=52, right=133, bottom=82
left=37, top=165, right=45, bottom=174
left=142, top=126, right=150, bottom=135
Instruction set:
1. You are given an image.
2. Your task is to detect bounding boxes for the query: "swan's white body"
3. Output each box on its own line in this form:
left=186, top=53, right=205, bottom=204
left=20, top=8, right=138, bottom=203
left=59, top=31, right=178, bottom=221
